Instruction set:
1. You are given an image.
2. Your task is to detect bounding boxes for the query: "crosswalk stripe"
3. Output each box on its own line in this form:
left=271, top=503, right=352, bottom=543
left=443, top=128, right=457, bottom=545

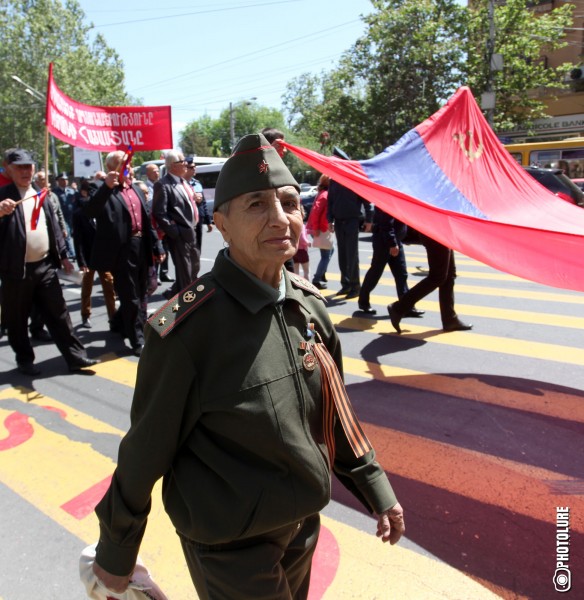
left=322, top=272, right=584, bottom=303
left=366, top=295, right=584, bottom=328
left=359, top=262, right=528, bottom=282
left=328, top=312, right=584, bottom=366
left=341, top=357, right=584, bottom=424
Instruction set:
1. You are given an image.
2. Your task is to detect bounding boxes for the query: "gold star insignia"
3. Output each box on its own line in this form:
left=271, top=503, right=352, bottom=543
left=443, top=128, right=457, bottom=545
left=183, top=291, right=196, bottom=303
left=159, top=316, right=167, bottom=326
left=172, top=303, right=180, bottom=312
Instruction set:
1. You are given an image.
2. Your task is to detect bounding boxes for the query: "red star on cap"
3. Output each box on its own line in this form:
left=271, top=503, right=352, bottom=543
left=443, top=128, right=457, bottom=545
left=258, top=159, right=269, bottom=173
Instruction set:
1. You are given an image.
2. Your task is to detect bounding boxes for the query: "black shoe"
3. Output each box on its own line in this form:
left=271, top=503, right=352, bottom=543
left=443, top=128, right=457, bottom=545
left=345, top=287, right=361, bottom=299
left=30, top=329, right=52, bottom=342
left=443, top=319, right=473, bottom=332
left=312, top=279, right=327, bottom=290
left=387, top=303, right=403, bottom=334
left=68, top=357, right=99, bottom=372
left=17, top=362, right=41, bottom=376
left=81, top=318, right=92, bottom=329
left=0, top=327, right=6, bottom=339
left=132, top=344, right=144, bottom=357
left=405, top=308, right=425, bottom=318
left=336, top=287, right=351, bottom=296
left=322, top=275, right=327, bottom=282
left=160, top=274, right=175, bottom=282
left=163, top=289, right=175, bottom=301
left=358, top=303, right=377, bottom=315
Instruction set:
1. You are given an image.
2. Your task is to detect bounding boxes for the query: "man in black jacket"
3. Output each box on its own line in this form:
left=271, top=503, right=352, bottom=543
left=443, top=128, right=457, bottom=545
left=358, top=207, right=424, bottom=317
left=85, top=151, right=165, bottom=356
left=326, top=148, right=372, bottom=298
left=0, top=149, right=97, bottom=375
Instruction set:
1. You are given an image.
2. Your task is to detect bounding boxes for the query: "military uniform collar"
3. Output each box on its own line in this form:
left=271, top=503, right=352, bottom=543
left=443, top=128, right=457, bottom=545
left=212, top=250, right=322, bottom=315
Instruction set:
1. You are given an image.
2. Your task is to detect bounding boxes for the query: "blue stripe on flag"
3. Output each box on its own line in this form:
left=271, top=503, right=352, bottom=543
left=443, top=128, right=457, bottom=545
left=360, top=129, right=488, bottom=219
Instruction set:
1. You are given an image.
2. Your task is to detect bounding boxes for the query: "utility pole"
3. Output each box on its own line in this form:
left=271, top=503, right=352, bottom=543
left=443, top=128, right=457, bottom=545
left=229, top=102, right=235, bottom=152
left=484, top=0, right=496, bottom=127
left=481, top=0, right=502, bottom=129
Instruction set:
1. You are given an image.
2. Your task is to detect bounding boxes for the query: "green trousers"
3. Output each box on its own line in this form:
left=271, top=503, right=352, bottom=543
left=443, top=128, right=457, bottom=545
left=180, top=514, right=321, bottom=599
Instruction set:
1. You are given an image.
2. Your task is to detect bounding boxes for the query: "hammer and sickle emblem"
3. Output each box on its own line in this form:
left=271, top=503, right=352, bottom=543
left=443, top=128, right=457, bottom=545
left=453, top=131, right=484, bottom=163
left=183, top=290, right=196, bottom=303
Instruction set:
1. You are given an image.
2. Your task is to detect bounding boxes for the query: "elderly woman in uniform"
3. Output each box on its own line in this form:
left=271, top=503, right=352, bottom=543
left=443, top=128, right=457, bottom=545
left=92, top=134, right=405, bottom=599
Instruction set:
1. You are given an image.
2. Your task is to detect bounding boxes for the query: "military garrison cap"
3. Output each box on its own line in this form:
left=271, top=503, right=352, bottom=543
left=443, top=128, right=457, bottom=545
left=213, top=133, right=299, bottom=211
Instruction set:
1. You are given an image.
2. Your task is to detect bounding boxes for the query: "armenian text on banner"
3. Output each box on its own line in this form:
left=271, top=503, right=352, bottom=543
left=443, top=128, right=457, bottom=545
left=45, top=63, right=172, bottom=152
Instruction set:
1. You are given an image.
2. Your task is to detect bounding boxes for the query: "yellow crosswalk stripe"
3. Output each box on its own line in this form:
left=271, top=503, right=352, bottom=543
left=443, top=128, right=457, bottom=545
left=328, top=312, right=584, bottom=365
left=363, top=294, right=584, bottom=328
left=325, top=272, right=584, bottom=303
left=341, top=357, right=584, bottom=424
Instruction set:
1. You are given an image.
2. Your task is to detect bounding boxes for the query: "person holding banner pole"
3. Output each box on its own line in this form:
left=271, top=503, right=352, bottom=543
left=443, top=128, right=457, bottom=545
left=85, top=150, right=165, bottom=357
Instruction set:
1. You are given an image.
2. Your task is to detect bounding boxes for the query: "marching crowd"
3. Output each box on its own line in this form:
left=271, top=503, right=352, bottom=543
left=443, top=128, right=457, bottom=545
left=0, top=138, right=472, bottom=376
left=0, top=131, right=479, bottom=599
left=0, top=146, right=213, bottom=374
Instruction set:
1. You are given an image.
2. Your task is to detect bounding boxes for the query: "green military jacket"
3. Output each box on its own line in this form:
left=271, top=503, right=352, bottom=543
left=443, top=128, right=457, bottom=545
left=95, top=250, right=397, bottom=576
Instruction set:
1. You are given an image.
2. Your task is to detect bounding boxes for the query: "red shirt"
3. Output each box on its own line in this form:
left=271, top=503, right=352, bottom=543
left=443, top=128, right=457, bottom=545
left=120, top=185, right=143, bottom=234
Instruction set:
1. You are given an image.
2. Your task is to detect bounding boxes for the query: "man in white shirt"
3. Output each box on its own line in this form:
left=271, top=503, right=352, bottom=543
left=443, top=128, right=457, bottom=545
left=0, top=149, right=98, bottom=375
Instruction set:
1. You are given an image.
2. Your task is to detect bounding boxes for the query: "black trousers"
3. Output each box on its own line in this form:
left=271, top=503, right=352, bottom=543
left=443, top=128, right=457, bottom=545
left=1, top=258, right=86, bottom=367
left=334, top=218, right=360, bottom=290
left=393, top=234, right=457, bottom=325
left=112, top=236, right=148, bottom=349
left=167, top=236, right=200, bottom=292
left=157, top=237, right=170, bottom=277
left=360, top=234, right=409, bottom=306
left=180, top=514, right=320, bottom=600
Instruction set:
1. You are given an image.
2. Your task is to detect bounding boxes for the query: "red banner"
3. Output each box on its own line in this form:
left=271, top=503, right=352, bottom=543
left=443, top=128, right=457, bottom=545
left=45, top=63, right=173, bottom=152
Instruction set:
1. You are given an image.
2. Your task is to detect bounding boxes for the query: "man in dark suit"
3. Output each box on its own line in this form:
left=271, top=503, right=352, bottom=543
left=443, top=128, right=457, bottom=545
left=0, top=149, right=98, bottom=375
left=326, top=148, right=372, bottom=298
left=152, top=150, right=200, bottom=298
left=72, top=181, right=116, bottom=329
left=85, top=151, right=165, bottom=356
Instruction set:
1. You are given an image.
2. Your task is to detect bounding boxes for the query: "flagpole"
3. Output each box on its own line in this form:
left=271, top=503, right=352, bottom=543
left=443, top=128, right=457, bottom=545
left=44, top=126, right=49, bottom=184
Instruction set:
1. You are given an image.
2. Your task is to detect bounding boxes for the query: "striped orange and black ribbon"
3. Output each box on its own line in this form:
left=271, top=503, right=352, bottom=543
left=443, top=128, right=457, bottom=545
left=308, top=332, right=372, bottom=463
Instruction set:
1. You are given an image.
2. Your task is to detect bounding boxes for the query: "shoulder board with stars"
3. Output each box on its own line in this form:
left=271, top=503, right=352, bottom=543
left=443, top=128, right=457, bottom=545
left=288, top=272, right=326, bottom=301
left=148, top=278, right=216, bottom=338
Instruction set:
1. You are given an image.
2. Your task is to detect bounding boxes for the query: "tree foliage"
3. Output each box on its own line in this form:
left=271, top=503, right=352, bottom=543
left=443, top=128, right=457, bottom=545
left=466, top=0, right=575, bottom=132
left=282, top=0, right=577, bottom=157
left=284, top=0, right=466, bottom=158
left=0, top=0, right=132, bottom=174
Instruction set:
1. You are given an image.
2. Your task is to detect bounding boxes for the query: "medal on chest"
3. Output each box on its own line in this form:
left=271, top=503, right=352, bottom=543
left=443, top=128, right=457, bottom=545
left=299, top=323, right=317, bottom=372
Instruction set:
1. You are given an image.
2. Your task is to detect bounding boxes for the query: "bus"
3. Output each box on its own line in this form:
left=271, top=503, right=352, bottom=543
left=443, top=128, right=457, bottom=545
left=504, top=138, right=584, bottom=180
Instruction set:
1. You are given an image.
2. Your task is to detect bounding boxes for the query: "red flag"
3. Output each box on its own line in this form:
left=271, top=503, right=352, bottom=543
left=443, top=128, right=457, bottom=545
left=30, top=189, right=48, bottom=231
left=119, top=144, right=134, bottom=184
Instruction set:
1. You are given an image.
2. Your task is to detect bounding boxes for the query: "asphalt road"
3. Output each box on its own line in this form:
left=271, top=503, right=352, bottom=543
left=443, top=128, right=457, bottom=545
left=0, top=229, right=582, bottom=599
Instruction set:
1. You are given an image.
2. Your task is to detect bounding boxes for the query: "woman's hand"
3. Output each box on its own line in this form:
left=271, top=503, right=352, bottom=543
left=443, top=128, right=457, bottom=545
left=376, top=502, right=405, bottom=545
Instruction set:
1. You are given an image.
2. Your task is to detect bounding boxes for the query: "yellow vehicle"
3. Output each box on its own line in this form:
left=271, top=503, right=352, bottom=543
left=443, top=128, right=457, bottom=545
left=504, top=138, right=584, bottom=180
